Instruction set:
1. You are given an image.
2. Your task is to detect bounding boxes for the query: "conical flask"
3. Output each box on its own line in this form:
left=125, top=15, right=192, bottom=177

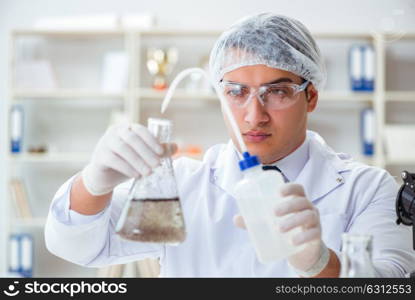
left=116, top=118, right=186, bottom=244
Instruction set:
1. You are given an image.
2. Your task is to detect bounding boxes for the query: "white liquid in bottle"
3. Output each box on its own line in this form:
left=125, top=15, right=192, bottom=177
left=233, top=153, right=305, bottom=263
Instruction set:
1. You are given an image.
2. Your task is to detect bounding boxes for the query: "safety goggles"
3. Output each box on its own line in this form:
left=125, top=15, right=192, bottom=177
left=219, top=80, right=309, bottom=110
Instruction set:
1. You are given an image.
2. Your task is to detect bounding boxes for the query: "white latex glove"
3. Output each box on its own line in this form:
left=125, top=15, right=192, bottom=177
left=234, top=183, right=330, bottom=276
left=82, top=123, right=170, bottom=196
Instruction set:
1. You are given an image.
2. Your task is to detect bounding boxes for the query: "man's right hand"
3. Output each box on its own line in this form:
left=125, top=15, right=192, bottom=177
left=81, top=123, right=171, bottom=196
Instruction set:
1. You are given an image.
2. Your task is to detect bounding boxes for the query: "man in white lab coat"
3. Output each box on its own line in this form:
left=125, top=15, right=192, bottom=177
left=45, top=13, right=415, bottom=277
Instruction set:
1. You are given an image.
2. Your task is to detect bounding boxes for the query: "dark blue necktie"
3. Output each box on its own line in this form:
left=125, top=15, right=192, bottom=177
left=262, top=165, right=289, bottom=182
left=262, top=165, right=282, bottom=172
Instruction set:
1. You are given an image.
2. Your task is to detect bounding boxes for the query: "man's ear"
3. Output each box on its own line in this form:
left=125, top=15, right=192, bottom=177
left=306, top=84, right=318, bottom=112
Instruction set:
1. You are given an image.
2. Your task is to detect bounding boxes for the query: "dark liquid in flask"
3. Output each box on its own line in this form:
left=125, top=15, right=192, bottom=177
left=117, top=198, right=186, bottom=243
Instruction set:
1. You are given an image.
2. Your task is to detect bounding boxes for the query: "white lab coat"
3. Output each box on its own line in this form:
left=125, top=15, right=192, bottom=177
left=45, top=130, right=415, bottom=277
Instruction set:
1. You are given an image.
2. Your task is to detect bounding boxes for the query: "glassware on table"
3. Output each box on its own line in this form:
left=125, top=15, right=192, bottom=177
left=340, top=233, right=376, bottom=277
left=116, top=118, right=185, bottom=244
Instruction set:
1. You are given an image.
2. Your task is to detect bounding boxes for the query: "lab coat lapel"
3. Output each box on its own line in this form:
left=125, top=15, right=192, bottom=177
left=296, top=132, right=350, bottom=203
left=210, top=140, right=243, bottom=199
left=210, top=132, right=351, bottom=203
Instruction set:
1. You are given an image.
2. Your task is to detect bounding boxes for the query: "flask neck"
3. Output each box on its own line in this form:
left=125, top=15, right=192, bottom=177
left=148, top=118, right=172, bottom=144
left=340, top=234, right=376, bottom=277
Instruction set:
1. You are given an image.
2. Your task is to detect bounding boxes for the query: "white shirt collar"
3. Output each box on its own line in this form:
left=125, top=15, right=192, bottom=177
left=264, top=136, right=310, bottom=182
left=214, top=131, right=347, bottom=201
left=231, top=135, right=310, bottom=182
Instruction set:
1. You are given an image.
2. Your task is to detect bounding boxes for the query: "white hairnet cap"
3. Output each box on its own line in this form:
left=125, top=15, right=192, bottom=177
left=209, top=13, right=326, bottom=90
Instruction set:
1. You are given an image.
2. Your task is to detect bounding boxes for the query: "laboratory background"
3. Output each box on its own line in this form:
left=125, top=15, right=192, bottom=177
left=0, top=0, right=415, bottom=277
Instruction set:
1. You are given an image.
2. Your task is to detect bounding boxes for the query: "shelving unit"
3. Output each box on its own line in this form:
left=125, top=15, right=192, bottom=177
left=319, top=91, right=374, bottom=102
left=382, top=34, right=415, bottom=168
left=9, top=152, right=90, bottom=163
left=5, top=29, right=129, bottom=277
left=12, top=89, right=125, bottom=99
left=11, top=217, right=47, bottom=228
left=385, top=91, right=415, bottom=102
left=3, top=28, right=415, bottom=277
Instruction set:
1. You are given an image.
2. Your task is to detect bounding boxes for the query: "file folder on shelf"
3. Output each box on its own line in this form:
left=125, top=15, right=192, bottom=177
left=10, top=105, right=23, bottom=153
left=360, top=108, right=375, bottom=156
left=8, top=233, right=33, bottom=277
left=349, top=44, right=375, bottom=92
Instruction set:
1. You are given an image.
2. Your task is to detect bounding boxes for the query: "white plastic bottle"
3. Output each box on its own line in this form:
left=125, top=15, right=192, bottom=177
left=233, top=152, right=305, bottom=263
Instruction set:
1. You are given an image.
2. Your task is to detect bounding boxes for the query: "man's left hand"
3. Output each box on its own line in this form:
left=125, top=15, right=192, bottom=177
left=233, top=183, right=330, bottom=276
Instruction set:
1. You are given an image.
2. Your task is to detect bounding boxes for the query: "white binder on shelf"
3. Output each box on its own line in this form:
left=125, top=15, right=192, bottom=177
left=363, top=45, right=375, bottom=91
left=8, top=233, right=33, bottom=277
left=349, top=44, right=375, bottom=92
left=100, top=51, right=128, bottom=93
left=360, top=108, right=375, bottom=156
left=15, top=60, right=57, bottom=90
left=349, top=44, right=364, bottom=91
left=10, top=105, right=24, bottom=153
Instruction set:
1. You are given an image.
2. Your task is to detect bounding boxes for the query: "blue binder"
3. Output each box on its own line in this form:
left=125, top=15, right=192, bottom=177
left=363, top=45, right=375, bottom=91
left=10, top=105, right=24, bottom=153
left=349, top=44, right=364, bottom=91
left=8, top=233, right=33, bottom=277
left=349, top=44, right=375, bottom=92
left=360, top=108, right=375, bottom=156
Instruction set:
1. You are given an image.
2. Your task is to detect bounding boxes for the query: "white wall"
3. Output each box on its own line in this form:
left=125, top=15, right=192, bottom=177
left=1, top=0, right=414, bottom=276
